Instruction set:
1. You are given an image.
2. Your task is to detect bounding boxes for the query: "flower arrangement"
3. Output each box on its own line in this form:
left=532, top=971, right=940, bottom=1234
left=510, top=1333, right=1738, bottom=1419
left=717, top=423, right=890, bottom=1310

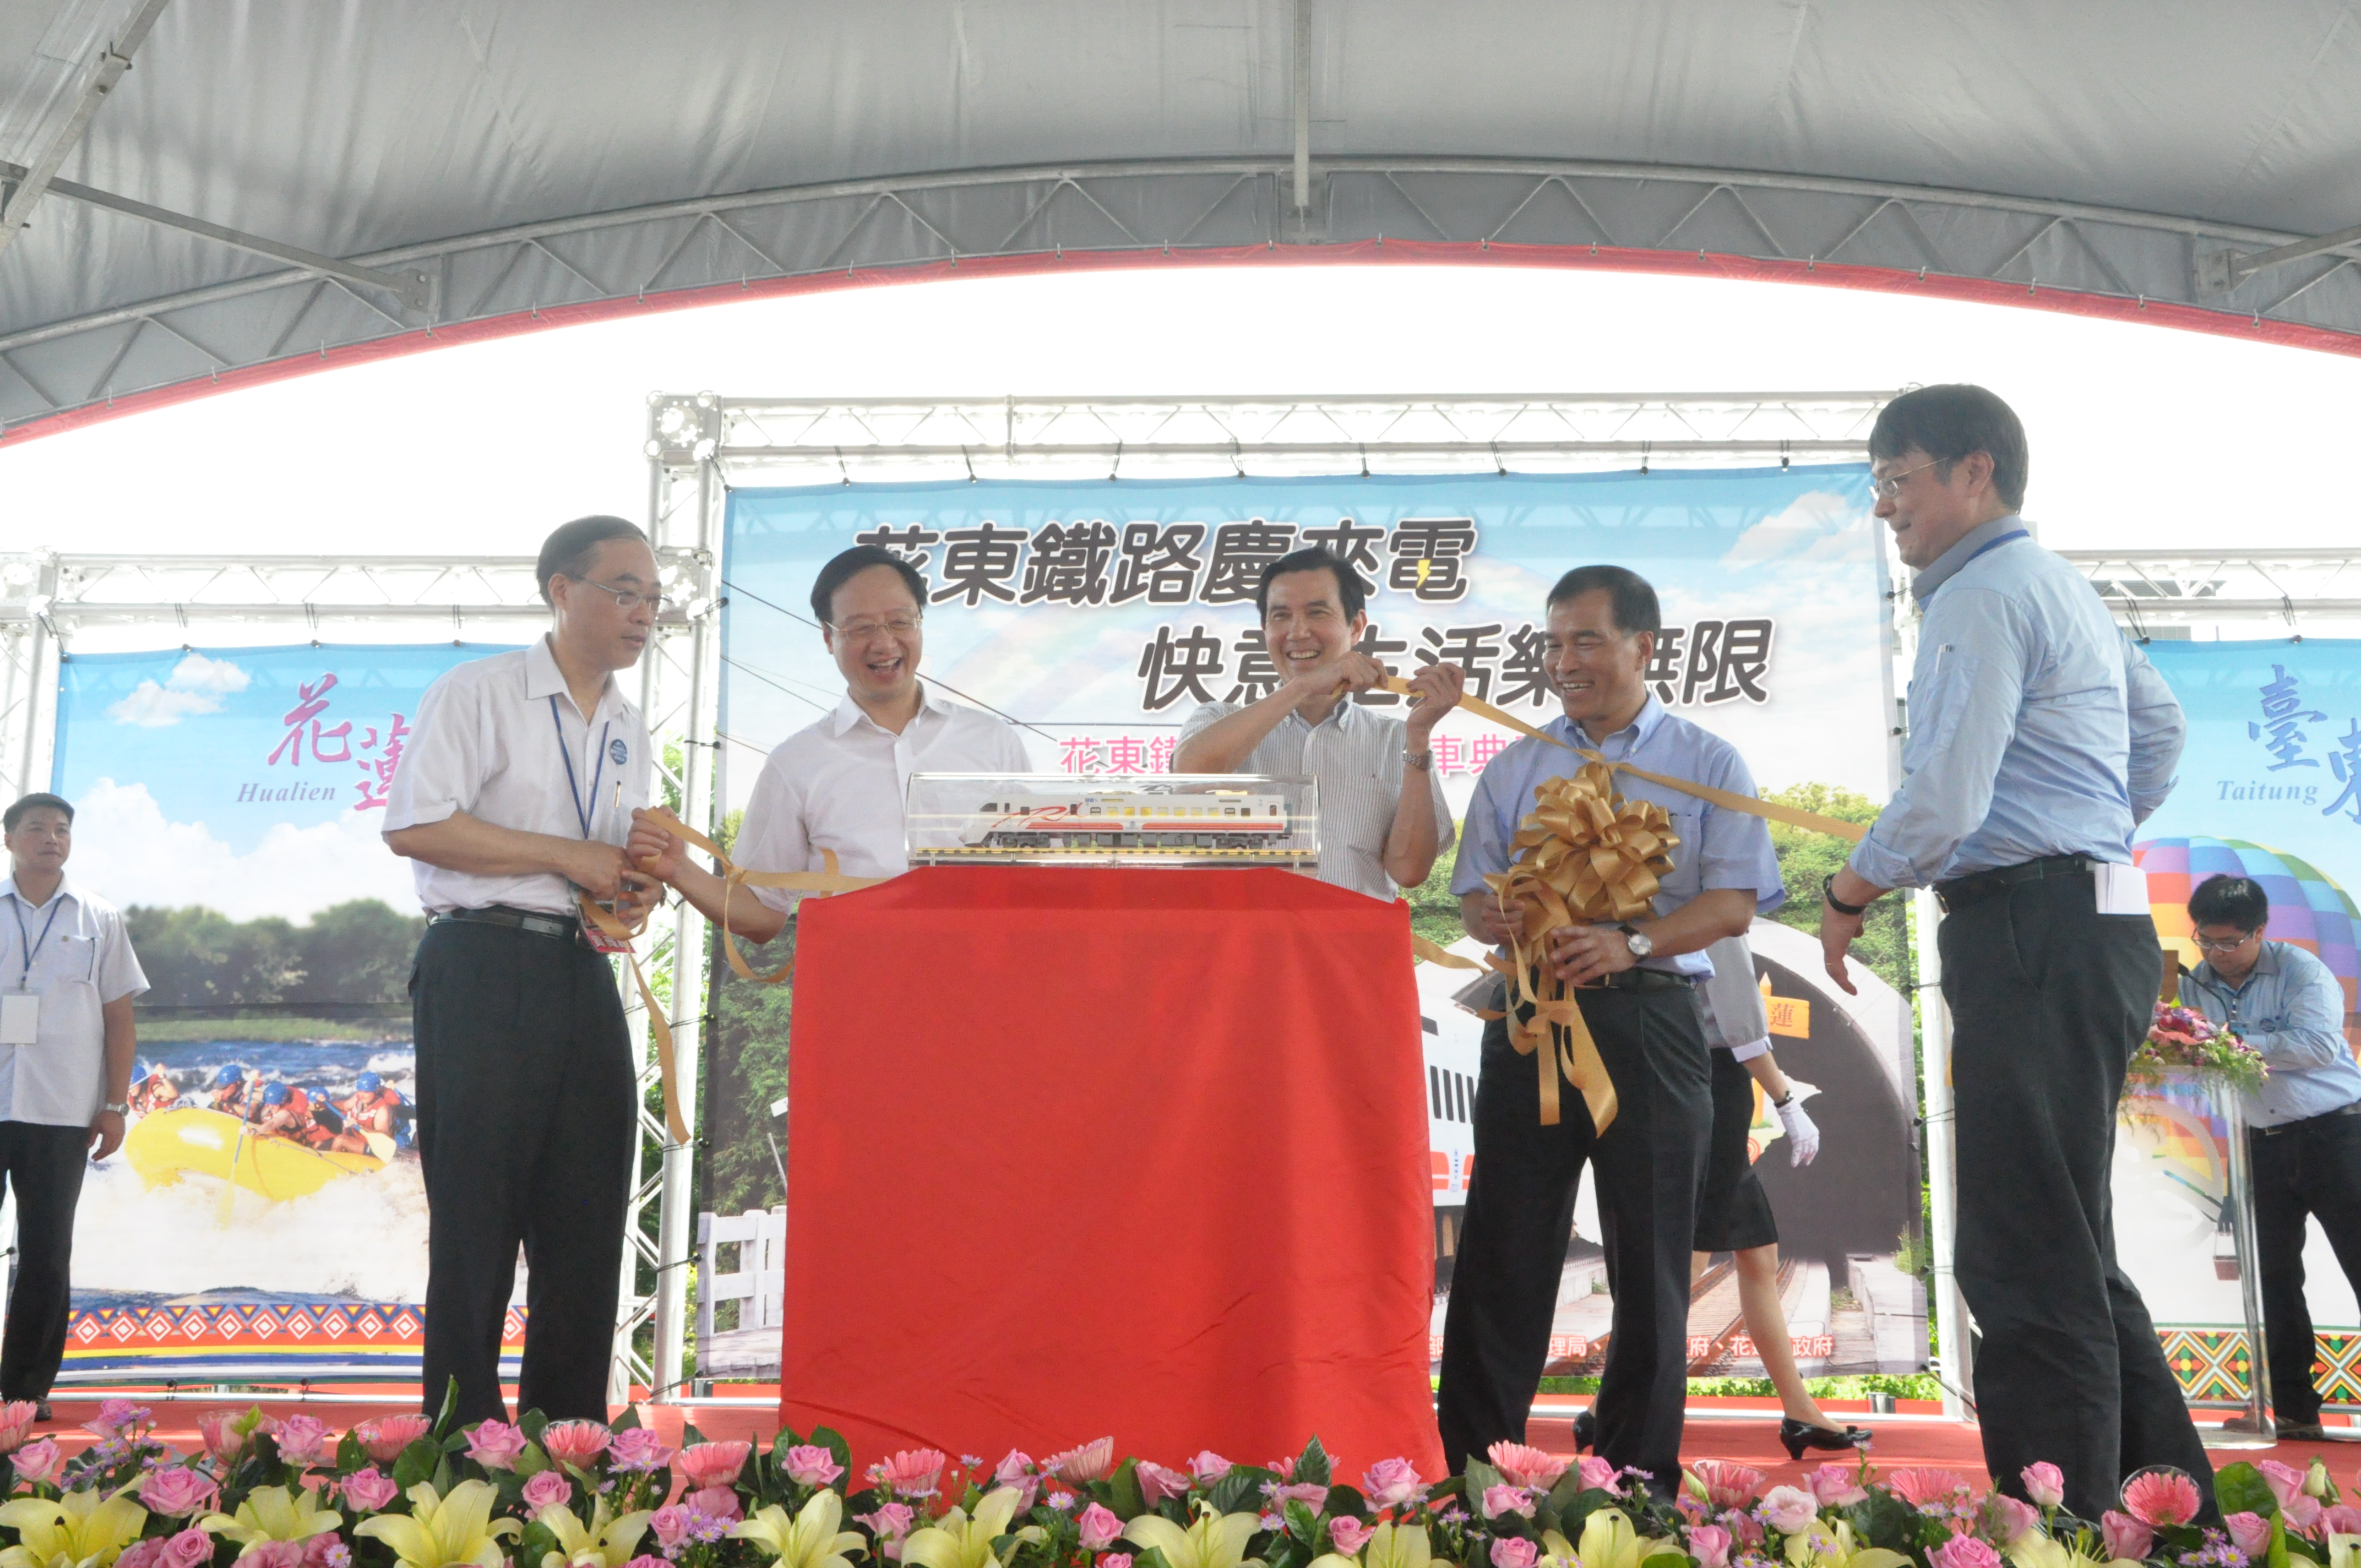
left=0, top=1394, right=2338, bottom=1568
left=2127, top=1003, right=2267, bottom=1098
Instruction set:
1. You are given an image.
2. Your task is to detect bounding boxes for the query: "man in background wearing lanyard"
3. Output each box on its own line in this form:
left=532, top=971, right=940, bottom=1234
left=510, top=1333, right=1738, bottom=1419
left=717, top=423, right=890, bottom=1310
left=0, top=792, right=146, bottom=1422
left=384, top=515, right=660, bottom=1423
left=1818, top=385, right=2207, bottom=1518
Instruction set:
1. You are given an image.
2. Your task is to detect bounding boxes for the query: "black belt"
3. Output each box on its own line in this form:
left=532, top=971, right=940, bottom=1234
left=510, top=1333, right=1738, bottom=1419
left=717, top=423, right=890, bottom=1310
left=2257, top=1102, right=2361, bottom=1136
left=430, top=905, right=582, bottom=941
left=1934, top=853, right=2098, bottom=914
left=1594, top=968, right=1693, bottom=991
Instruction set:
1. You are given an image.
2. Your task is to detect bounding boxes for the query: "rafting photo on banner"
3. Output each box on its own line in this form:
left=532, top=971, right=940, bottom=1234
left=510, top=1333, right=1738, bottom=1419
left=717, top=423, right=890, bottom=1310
left=701, top=465, right=1928, bottom=1387
left=45, top=643, right=518, bottom=1386
left=2122, top=639, right=2361, bottom=1415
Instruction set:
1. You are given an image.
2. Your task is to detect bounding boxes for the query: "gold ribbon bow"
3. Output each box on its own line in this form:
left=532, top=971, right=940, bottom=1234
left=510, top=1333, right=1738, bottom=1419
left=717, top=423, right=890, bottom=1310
left=574, top=807, right=889, bottom=1144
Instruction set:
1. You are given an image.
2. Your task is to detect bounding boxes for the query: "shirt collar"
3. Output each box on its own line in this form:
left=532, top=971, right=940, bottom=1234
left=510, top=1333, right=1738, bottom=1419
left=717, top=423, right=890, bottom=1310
left=830, top=684, right=942, bottom=738
left=0, top=875, right=77, bottom=912
left=1568, top=693, right=1668, bottom=753
left=1910, top=513, right=2029, bottom=604
left=1282, top=698, right=1358, bottom=734
left=525, top=634, right=617, bottom=720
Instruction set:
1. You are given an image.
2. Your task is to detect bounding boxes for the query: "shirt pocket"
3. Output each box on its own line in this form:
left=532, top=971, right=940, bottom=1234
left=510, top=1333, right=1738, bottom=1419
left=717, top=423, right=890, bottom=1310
left=33, top=933, right=99, bottom=989
left=1657, top=802, right=1705, bottom=907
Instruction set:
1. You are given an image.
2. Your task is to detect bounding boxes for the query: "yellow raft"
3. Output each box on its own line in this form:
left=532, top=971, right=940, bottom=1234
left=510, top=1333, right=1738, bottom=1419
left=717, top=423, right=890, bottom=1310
left=124, top=1107, right=384, bottom=1201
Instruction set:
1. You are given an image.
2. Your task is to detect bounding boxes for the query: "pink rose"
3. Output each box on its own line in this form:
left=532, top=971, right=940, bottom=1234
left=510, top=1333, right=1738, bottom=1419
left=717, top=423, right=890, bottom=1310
left=650, top=1506, right=692, bottom=1550
left=0, top=1402, right=36, bottom=1457
left=2260, top=1460, right=2309, bottom=1511
left=138, top=1466, right=219, bottom=1518
left=541, top=1421, right=612, bottom=1471
left=1577, top=1457, right=1617, bottom=1493
left=1929, top=1537, right=2002, bottom=1568
left=608, top=1428, right=674, bottom=1473
left=1189, top=1451, right=1233, bottom=1485
left=2122, top=1469, right=2202, bottom=1528
left=1690, top=1460, right=1766, bottom=1510
left=352, top=1414, right=431, bottom=1464
left=87, top=1399, right=151, bottom=1438
left=1136, top=1461, right=1193, bottom=1505
left=1101, top=1558, right=1134, bottom=1568
left=161, top=1530, right=216, bottom=1568
left=1490, top=1540, right=1539, bottom=1568
left=275, top=1415, right=334, bottom=1468
left=1688, top=1525, right=1732, bottom=1568
left=1761, top=1487, right=1818, bottom=1535
left=2227, top=1513, right=2274, bottom=1556
left=1078, top=1503, right=1125, bottom=1551
left=2324, top=1506, right=2361, bottom=1536
left=2022, top=1463, right=2066, bottom=1511
left=686, top=1485, right=743, bottom=1526
left=1330, top=1518, right=1376, bottom=1556
left=1487, top=1442, right=1568, bottom=1493
left=523, top=1469, right=573, bottom=1510
left=1481, top=1484, right=1536, bottom=1520
left=118, top=1542, right=165, bottom=1568
left=1808, top=1465, right=1868, bottom=1509
left=12, top=1438, right=61, bottom=1486
left=676, top=1440, right=752, bottom=1491
left=464, top=1418, right=527, bottom=1472
left=857, top=1501, right=917, bottom=1562
left=784, top=1445, right=846, bottom=1488
left=342, top=1467, right=399, bottom=1512
left=1984, top=1495, right=2039, bottom=1546
left=1887, top=1469, right=1971, bottom=1508
left=245, top=1542, right=306, bottom=1568
left=2287, top=1495, right=2326, bottom=1533
left=624, top=1558, right=669, bottom=1568
left=1264, top=1481, right=1330, bottom=1511
left=1361, top=1457, right=1424, bottom=1510
left=301, top=1536, right=347, bottom=1568
left=875, top=1448, right=946, bottom=1499
left=1726, top=1514, right=1765, bottom=1550
left=2102, top=1511, right=2155, bottom=1562
left=1047, top=1439, right=1116, bottom=1485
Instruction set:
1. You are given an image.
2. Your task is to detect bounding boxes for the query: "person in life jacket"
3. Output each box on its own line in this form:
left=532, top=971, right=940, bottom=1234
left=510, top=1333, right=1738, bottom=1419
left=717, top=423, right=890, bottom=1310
left=126, top=1064, right=178, bottom=1118
left=327, top=1072, right=407, bottom=1153
left=208, top=1065, right=252, bottom=1120
left=252, top=1081, right=330, bottom=1146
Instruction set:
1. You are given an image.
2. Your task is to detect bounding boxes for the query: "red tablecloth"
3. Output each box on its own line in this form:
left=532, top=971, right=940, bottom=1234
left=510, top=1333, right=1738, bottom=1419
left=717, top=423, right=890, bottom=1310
left=780, top=866, right=1444, bottom=1480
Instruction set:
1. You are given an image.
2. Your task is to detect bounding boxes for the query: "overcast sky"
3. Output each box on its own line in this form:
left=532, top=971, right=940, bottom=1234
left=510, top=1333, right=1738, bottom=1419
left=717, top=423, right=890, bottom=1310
left=3, top=263, right=2355, bottom=572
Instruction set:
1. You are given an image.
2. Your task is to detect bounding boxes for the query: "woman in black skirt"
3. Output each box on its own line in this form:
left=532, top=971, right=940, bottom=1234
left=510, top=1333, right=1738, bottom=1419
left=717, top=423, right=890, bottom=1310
left=1579, top=934, right=1871, bottom=1461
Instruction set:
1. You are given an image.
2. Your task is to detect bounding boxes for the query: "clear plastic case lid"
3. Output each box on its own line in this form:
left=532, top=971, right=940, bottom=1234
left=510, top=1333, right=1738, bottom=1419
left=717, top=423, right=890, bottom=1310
left=906, top=774, right=1320, bottom=869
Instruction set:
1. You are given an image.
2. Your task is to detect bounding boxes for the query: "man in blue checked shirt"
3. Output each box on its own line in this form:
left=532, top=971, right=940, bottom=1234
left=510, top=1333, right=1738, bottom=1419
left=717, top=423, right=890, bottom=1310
left=1819, top=384, right=2209, bottom=1521
left=2179, top=873, right=2361, bottom=1441
left=1437, top=564, right=1781, bottom=1491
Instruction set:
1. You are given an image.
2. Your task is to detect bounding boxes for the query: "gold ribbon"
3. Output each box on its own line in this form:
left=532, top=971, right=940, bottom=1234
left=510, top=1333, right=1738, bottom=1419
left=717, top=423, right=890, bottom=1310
left=575, top=807, right=889, bottom=1145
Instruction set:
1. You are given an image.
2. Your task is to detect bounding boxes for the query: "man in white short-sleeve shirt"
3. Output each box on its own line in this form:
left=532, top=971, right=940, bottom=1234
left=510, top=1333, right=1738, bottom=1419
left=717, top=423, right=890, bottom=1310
left=382, top=514, right=660, bottom=1424
left=631, top=545, right=1029, bottom=939
left=1173, top=546, right=1461, bottom=901
left=0, top=792, right=145, bottom=1418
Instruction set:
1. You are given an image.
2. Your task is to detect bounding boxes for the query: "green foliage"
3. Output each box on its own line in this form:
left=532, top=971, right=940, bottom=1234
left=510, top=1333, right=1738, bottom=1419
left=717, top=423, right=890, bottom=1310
left=1407, top=835, right=1466, bottom=948
left=1760, top=783, right=1916, bottom=999
left=127, top=898, right=424, bottom=1012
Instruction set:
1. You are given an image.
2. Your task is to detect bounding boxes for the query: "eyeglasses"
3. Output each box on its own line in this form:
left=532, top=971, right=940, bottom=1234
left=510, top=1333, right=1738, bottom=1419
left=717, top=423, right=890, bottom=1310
left=572, top=578, right=667, bottom=614
left=2194, top=931, right=2260, bottom=954
left=1868, top=459, right=1943, bottom=500
left=828, top=614, right=923, bottom=640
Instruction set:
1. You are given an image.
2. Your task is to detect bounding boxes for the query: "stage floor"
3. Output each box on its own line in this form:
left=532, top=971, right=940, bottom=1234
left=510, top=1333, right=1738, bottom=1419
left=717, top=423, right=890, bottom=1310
left=29, top=1391, right=2355, bottom=1490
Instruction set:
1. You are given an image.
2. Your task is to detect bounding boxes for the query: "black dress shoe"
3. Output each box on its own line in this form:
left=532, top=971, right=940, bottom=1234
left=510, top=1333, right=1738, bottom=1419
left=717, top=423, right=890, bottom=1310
left=32, top=1402, right=51, bottom=1423
left=1780, top=1418, right=1871, bottom=1461
left=1573, top=1407, right=1595, bottom=1452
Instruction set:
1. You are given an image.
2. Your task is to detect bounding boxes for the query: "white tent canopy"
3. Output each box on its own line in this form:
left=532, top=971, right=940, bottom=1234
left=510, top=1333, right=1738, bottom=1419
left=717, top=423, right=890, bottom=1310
left=2, top=0, right=2358, bottom=438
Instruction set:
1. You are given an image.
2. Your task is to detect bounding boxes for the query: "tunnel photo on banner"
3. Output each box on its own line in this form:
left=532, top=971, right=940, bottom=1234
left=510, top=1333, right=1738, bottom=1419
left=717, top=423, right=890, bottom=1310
left=703, top=465, right=1928, bottom=1384
left=2120, top=638, right=2361, bottom=1415
left=47, top=643, right=518, bottom=1385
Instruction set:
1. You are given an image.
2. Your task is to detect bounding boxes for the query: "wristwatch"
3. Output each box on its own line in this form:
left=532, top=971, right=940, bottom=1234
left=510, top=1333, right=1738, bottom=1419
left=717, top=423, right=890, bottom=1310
left=1405, top=748, right=1433, bottom=772
left=1822, top=873, right=1869, bottom=917
left=102, top=1101, right=129, bottom=1116
left=1618, top=922, right=1653, bottom=959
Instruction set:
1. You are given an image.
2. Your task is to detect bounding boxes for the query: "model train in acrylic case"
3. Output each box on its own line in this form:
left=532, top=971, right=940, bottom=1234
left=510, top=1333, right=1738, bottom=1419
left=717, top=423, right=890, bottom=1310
left=905, top=774, right=1320, bottom=868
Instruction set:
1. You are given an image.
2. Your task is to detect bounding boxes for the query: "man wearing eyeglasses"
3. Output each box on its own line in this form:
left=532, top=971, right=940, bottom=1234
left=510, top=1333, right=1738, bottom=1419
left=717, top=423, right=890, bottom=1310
left=384, top=513, right=661, bottom=1423
left=2179, top=873, right=2361, bottom=1441
left=1816, top=385, right=2209, bottom=1520
left=628, top=544, right=1030, bottom=943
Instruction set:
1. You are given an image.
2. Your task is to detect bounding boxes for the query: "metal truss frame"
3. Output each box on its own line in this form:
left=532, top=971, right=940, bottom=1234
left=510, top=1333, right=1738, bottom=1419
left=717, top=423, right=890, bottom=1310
left=10, top=155, right=2361, bottom=432
left=0, top=545, right=722, bottom=1404
left=2059, top=549, right=2361, bottom=629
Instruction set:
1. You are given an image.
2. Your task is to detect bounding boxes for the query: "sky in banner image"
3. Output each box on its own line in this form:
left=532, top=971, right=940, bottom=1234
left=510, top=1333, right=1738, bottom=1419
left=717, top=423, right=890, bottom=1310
left=46, top=642, right=515, bottom=1384
left=2113, top=639, right=2361, bottom=1413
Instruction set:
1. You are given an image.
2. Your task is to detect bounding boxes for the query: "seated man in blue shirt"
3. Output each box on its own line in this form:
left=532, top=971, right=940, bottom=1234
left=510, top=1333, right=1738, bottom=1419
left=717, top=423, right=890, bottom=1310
left=1437, top=564, right=1781, bottom=1490
left=2179, top=873, right=2361, bottom=1440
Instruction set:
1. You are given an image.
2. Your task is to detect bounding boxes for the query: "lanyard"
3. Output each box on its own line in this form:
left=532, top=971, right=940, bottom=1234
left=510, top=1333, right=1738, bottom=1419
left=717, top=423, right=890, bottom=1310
left=548, top=695, right=612, bottom=841
left=1963, top=527, right=2029, bottom=566
left=10, top=892, right=64, bottom=990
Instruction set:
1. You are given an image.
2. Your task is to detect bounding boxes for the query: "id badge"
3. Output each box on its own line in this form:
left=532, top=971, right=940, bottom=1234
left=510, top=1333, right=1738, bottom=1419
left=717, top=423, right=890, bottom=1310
left=576, top=897, right=637, bottom=956
left=0, top=993, right=38, bottom=1046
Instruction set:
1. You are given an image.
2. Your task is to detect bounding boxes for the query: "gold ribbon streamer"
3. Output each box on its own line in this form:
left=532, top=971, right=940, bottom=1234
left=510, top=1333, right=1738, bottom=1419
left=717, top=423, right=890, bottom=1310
left=575, top=808, right=891, bottom=1145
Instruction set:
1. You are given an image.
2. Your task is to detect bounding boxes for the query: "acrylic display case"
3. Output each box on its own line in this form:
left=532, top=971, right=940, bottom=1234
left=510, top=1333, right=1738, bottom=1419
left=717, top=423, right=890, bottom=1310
left=905, top=773, right=1320, bottom=869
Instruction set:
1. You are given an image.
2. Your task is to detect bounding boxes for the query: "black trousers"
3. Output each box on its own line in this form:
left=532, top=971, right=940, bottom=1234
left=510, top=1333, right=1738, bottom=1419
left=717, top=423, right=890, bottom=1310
left=1943, top=872, right=2212, bottom=1521
left=413, top=919, right=637, bottom=1423
left=0, top=1121, right=89, bottom=1400
left=2249, top=1110, right=2361, bottom=1425
left=1438, top=987, right=1711, bottom=1485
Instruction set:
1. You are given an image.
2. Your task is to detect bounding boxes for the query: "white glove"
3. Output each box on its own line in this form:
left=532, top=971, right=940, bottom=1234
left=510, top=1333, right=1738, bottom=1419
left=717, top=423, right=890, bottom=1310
left=1775, top=1097, right=1820, bottom=1166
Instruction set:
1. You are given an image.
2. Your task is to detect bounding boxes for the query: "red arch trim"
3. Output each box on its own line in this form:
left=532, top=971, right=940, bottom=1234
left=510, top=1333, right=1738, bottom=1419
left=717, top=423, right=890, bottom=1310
left=7, top=238, right=2358, bottom=449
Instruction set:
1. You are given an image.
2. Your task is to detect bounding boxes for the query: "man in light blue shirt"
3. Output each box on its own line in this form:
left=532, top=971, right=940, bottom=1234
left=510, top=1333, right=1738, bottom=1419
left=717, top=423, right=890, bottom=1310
left=1437, top=564, right=1780, bottom=1490
left=1818, top=384, right=2208, bottom=1521
left=2179, top=873, right=2361, bottom=1439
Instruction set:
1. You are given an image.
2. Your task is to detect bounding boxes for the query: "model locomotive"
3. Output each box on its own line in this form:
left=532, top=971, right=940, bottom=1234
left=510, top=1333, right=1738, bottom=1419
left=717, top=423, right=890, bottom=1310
left=932, top=789, right=1311, bottom=859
